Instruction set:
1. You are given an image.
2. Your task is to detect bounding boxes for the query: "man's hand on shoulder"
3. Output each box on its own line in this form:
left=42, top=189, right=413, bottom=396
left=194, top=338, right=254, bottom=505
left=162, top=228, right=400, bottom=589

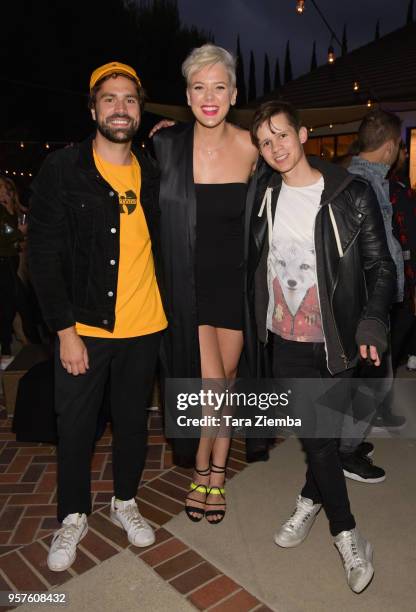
left=57, top=327, right=89, bottom=375
left=148, top=119, right=176, bottom=139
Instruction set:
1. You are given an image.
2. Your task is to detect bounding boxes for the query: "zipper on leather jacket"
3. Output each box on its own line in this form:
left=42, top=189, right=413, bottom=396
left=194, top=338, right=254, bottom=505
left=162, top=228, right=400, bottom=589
left=330, top=216, right=365, bottom=368
left=314, top=207, right=349, bottom=371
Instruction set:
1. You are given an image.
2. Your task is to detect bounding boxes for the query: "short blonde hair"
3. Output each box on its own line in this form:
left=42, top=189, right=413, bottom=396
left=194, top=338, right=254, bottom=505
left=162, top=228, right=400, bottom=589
left=182, top=44, right=236, bottom=88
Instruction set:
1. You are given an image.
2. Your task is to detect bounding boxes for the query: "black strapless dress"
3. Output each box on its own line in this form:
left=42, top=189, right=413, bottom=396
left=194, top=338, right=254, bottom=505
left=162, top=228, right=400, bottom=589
left=195, top=183, right=247, bottom=330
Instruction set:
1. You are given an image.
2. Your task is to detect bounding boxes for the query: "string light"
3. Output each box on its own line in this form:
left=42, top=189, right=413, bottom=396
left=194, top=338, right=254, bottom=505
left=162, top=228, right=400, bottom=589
left=20, top=142, right=24, bottom=149
left=296, top=0, right=305, bottom=14
left=353, top=81, right=360, bottom=92
left=1, top=170, right=33, bottom=177
left=309, top=127, right=314, bottom=133
left=327, top=44, right=335, bottom=64
left=329, top=124, right=333, bottom=129
left=45, top=143, right=50, bottom=149
left=367, top=99, right=372, bottom=107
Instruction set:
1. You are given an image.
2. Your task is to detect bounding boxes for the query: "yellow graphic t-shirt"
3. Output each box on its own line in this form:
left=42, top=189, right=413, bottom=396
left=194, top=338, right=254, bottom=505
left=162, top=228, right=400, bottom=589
left=75, top=151, right=167, bottom=338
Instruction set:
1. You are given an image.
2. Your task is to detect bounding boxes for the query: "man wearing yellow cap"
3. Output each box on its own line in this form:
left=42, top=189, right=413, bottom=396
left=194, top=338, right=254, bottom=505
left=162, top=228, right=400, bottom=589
left=28, top=62, right=167, bottom=571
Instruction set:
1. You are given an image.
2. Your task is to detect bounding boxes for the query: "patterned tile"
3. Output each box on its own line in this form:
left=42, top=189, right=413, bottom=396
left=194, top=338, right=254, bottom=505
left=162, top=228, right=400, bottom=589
left=0, top=406, right=272, bottom=611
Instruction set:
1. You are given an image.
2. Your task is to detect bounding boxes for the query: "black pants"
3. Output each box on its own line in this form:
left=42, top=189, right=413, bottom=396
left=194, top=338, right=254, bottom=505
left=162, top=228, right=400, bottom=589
left=390, top=301, right=416, bottom=370
left=273, top=335, right=355, bottom=536
left=0, top=256, right=40, bottom=354
left=55, top=332, right=161, bottom=522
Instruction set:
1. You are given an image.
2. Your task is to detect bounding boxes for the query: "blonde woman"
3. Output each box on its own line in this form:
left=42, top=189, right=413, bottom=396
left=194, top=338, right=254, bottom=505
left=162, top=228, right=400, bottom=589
left=153, top=45, right=258, bottom=523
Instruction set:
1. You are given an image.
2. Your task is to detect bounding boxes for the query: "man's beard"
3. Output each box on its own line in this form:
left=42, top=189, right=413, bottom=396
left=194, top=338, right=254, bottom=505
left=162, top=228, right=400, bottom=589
left=96, top=113, right=139, bottom=143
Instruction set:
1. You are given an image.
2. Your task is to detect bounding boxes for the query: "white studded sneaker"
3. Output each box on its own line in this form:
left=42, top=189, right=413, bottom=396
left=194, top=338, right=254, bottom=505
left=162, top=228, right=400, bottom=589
left=274, top=495, right=322, bottom=548
left=334, top=527, right=374, bottom=593
left=110, top=496, right=155, bottom=547
left=47, top=513, right=88, bottom=571
left=406, top=355, right=416, bottom=371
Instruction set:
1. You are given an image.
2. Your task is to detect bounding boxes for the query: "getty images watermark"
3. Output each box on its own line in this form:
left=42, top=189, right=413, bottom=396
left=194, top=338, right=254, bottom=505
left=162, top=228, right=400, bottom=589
left=164, top=378, right=416, bottom=439
left=175, top=388, right=301, bottom=429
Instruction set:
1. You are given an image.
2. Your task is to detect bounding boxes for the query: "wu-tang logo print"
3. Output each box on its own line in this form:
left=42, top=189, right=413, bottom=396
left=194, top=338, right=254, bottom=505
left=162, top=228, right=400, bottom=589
left=119, top=190, right=137, bottom=215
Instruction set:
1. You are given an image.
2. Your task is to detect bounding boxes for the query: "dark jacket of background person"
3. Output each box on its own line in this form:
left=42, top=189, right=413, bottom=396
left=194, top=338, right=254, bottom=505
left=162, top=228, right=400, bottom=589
left=0, top=205, right=22, bottom=257
left=153, top=121, right=259, bottom=379
left=28, top=136, right=163, bottom=333
left=247, top=157, right=397, bottom=375
left=390, top=174, right=416, bottom=305
left=348, top=155, right=404, bottom=302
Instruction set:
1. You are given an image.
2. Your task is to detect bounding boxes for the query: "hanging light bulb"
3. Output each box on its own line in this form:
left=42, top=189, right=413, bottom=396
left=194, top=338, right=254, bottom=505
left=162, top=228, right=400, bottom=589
left=353, top=81, right=360, bottom=92
left=327, top=44, right=335, bottom=64
left=296, top=0, right=305, bottom=14
left=20, top=142, right=24, bottom=149
left=309, top=127, right=314, bottom=133
left=45, top=143, right=50, bottom=149
left=329, top=124, right=333, bottom=129
left=367, top=99, right=372, bottom=107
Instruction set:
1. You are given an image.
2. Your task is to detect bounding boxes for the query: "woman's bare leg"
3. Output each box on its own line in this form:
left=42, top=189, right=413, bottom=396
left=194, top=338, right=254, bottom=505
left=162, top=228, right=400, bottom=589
left=207, top=328, right=243, bottom=521
left=186, top=326, right=225, bottom=519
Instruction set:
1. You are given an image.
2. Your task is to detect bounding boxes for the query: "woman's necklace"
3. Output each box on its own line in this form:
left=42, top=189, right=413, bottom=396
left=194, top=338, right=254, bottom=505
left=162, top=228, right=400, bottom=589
left=196, top=141, right=226, bottom=159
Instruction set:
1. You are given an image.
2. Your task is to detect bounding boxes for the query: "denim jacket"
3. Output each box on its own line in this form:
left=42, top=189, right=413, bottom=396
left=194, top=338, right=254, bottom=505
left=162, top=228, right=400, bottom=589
left=348, top=156, right=404, bottom=302
left=28, top=136, right=163, bottom=333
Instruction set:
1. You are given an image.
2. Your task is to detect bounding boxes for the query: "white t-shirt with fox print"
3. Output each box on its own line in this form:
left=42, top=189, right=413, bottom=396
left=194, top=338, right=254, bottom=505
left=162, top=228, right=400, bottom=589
left=267, top=177, right=325, bottom=343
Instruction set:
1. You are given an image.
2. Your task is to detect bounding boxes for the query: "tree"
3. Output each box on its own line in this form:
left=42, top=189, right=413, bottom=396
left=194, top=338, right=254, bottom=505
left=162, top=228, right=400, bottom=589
left=1, top=0, right=210, bottom=143
left=342, top=24, right=348, bottom=55
left=284, top=41, right=293, bottom=83
left=132, top=0, right=209, bottom=104
left=310, top=41, right=317, bottom=71
left=235, top=35, right=247, bottom=107
left=273, top=58, right=281, bottom=90
left=248, top=51, right=257, bottom=102
left=407, top=0, right=414, bottom=23
left=375, top=19, right=380, bottom=40
left=263, top=54, right=271, bottom=96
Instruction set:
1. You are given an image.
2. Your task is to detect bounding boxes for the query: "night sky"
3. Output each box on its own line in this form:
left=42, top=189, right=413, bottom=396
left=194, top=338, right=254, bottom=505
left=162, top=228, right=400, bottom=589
left=177, top=0, right=407, bottom=82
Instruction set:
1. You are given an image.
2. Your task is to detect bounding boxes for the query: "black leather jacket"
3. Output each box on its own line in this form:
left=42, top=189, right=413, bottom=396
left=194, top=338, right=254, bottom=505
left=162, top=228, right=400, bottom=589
left=28, top=136, right=163, bottom=333
left=246, top=157, right=396, bottom=375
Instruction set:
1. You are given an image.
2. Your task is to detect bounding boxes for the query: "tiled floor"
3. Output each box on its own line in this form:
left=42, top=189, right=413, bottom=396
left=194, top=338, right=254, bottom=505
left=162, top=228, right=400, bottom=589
left=0, top=405, right=272, bottom=611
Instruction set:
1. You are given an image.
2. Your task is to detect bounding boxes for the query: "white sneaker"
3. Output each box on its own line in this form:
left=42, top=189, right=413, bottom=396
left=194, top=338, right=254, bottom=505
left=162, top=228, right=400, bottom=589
left=110, top=497, right=155, bottom=547
left=406, top=355, right=416, bottom=371
left=334, top=527, right=374, bottom=593
left=274, top=495, right=322, bottom=548
left=47, top=513, right=88, bottom=571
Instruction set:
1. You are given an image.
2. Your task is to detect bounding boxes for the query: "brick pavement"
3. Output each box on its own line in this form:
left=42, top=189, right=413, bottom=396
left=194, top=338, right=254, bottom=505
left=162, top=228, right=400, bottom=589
left=0, top=405, right=273, bottom=611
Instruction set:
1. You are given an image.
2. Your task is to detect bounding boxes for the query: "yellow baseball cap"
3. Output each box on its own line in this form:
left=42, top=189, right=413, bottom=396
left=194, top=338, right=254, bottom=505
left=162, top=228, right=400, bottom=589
left=89, top=61, right=141, bottom=91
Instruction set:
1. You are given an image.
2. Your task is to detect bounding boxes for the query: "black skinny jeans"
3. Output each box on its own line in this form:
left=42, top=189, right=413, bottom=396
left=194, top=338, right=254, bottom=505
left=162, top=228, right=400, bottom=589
left=273, top=335, right=356, bottom=536
left=55, top=332, right=161, bottom=522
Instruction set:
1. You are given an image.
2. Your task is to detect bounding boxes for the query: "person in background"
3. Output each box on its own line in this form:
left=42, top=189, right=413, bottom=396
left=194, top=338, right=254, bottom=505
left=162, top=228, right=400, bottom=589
left=389, top=141, right=416, bottom=370
left=339, top=109, right=405, bottom=484
left=0, top=176, right=36, bottom=369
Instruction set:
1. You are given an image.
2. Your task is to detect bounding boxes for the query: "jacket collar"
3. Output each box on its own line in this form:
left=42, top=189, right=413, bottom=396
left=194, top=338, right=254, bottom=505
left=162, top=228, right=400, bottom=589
left=348, top=155, right=389, bottom=181
left=265, top=155, right=356, bottom=205
left=76, top=134, right=158, bottom=178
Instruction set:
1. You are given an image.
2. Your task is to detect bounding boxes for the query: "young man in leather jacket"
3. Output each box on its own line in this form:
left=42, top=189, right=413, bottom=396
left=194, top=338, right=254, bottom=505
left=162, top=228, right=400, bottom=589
left=28, top=62, right=167, bottom=572
left=247, top=100, right=396, bottom=593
